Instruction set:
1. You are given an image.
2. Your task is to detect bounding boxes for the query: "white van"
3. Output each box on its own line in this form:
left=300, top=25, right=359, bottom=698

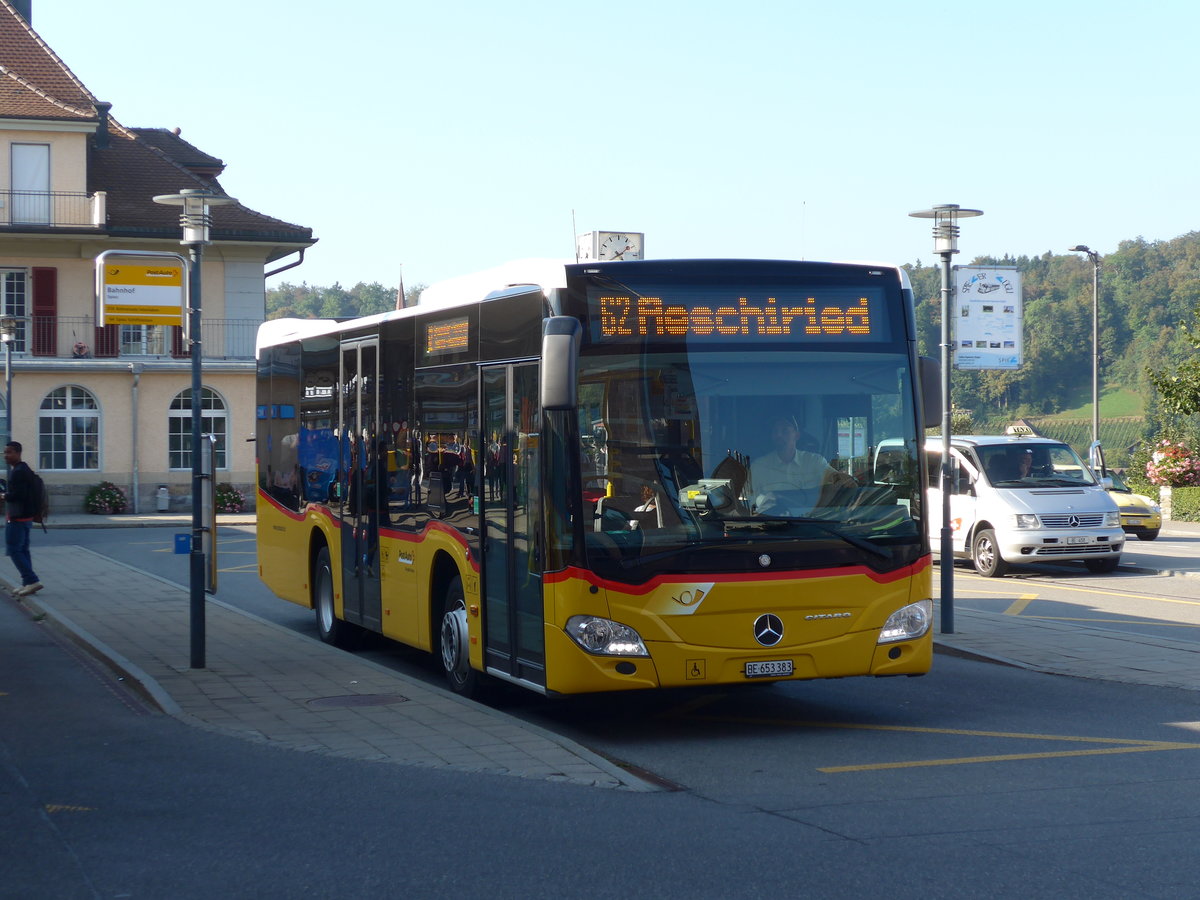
left=923, top=434, right=1123, bottom=577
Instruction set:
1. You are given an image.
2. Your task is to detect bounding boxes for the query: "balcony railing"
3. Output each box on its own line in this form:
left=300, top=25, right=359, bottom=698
left=0, top=191, right=106, bottom=228
left=13, top=316, right=259, bottom=360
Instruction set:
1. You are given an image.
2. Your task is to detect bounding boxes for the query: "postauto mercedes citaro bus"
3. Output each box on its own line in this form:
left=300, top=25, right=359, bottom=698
left=255, top=258, right=939, bottom=697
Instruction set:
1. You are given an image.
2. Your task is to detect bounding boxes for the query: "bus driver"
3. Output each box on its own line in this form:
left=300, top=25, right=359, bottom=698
left=749, top=416, right=856, bottom=514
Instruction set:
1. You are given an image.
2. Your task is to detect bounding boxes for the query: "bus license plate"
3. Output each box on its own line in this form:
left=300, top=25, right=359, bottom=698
left=745, top=659, right=793, bottom=679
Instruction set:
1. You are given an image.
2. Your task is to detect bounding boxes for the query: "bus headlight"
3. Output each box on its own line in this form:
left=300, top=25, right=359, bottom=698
left=1014, top=514, right=1040, bottom=529
left=878, top=599, right=932, bottom=644
left=565, top=615, right=649, bottom=656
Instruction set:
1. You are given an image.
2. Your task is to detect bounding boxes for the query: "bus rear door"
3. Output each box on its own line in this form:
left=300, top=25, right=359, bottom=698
left=338, top=338, right=383, bottom=632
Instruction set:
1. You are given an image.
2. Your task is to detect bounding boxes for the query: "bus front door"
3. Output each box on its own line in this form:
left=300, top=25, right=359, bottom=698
left=481, top=363, right=545, bottom=688
left=337, top=338, right=382, bottom=632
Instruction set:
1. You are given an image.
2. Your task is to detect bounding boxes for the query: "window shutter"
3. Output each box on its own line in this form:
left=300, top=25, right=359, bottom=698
left=94, top=323, right=119, bottom=357
left=30, top=266, right=57, bottom=356
left=171, top=325, right=189, bottom=358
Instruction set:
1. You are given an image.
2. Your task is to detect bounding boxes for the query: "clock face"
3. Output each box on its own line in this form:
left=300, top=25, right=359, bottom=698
left=598, top=232, right=642, bottom=261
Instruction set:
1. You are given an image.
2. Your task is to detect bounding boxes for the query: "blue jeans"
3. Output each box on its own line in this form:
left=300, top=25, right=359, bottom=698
left=5, top=520, right=37, bottom=586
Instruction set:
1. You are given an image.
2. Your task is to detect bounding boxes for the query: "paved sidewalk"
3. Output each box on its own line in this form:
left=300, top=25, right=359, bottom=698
left=6, top=512, right=1200, bottom=793
left=8, top=518, right=652, bottom=792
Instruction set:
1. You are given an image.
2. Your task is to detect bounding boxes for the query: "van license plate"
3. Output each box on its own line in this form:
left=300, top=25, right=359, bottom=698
left=745, top=659, right=793, bottom=678
left=1067, top=536, right=1088, bottom=544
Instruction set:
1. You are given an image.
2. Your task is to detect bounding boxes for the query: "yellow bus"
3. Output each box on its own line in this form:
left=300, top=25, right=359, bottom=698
left=256, top=258, right=939, bottom=697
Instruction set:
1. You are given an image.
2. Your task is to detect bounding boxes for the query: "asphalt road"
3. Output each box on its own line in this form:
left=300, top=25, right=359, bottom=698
left=11, top=525, right=1200, bottom=896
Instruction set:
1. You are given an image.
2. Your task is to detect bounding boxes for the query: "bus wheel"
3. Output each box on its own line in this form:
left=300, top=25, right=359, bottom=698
left=313, top=547, right=350, bottom=646
left=439, top=574, right=480, bottom=696
left=971, top=529, right=1009, bottom=578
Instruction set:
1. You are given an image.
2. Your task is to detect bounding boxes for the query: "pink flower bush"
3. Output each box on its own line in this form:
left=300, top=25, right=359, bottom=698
left=1146, top=439, right=1200, bottom=487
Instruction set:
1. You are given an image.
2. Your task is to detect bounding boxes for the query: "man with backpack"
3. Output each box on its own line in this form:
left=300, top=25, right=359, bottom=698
left=2, top=441, right=43, bottom=597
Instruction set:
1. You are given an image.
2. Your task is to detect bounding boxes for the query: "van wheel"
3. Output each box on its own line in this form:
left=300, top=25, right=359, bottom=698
left=971, top=529, right=1009, bottom=577
left=439, top=574, right=482, bottom=697
left=1137, top=529, right=1159, bottom=541
left=1085, top=556, right=1121, bottom=573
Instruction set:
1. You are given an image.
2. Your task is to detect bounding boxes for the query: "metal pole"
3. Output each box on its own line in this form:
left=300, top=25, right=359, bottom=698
left=188, top=243, right=205, bottom=669
left=938, top=250, right=954, bottom=634
left=1092, top=255, right=1100, bottom=447
left=4, top=340, right=11, bottom=453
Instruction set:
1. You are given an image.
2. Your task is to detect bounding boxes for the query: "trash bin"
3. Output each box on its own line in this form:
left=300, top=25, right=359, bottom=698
left=157, top=485, right=170, bottom=513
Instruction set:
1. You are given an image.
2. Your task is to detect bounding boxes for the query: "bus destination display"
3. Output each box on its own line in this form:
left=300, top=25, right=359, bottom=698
left=592, top=291, right=889, bottom=343
left=423, top=315, right=470, bottom=358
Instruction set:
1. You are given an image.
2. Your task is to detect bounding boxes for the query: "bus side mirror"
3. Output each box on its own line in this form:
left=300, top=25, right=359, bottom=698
left=919, top=356, right=940, bottom=429
left=541, top=316, right=581, bottom=411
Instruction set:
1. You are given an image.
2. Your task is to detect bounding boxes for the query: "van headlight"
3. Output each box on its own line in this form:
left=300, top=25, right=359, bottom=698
left=1014, top=514, right=1040, bottom=529
left=565, top=615, right=649, bottom=656
left=878, top=599, right=932, bottom=644
left=1103, top=511, right=1120, bottom=527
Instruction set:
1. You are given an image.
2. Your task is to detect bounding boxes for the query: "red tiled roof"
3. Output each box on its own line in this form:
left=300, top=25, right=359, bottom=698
left=95, top=120, right=312, bottom=241
left=0, top=0, right=97, bottom=119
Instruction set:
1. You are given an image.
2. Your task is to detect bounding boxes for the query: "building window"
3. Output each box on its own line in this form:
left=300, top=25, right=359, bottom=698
left=11, top=143, right=50, bottom=224
left=38, top=385, right=100, bottom=470
left=120, top=324, right=167, bottom=356
left=169, top=387, right=228, bottom=470
left=0, top=269, right=27, bottom=352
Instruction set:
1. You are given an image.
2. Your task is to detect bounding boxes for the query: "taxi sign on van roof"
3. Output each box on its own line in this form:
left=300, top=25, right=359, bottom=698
left=1005, top=424, right=1036, bottom=436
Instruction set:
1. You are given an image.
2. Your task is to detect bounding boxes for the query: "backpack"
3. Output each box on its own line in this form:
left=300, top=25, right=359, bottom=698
left=29, top=469, right=48, bottom=532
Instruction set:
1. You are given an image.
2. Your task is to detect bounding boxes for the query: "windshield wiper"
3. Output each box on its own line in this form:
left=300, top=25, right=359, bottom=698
left=723, top=516, right=891, bottom=560
left=618, top=541, right=710, bottom=569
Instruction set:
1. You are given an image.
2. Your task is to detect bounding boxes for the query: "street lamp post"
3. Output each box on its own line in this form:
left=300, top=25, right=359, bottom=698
left=1069, top=245, right=1101, bottom=448
left=0, top=316, right=16, bottom=464
left=909, top=204, right=983, bottom=634
left=152, top=188, right=236, bottom=669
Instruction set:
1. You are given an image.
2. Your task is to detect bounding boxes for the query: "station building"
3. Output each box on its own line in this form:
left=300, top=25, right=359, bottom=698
left=0, top=0, right=314, bottom=511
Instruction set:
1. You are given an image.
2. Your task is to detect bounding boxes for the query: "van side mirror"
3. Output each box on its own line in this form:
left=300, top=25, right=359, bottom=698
left=918, top=356, right=941, bottom=429
left=540, top=316, right=582, bottom=411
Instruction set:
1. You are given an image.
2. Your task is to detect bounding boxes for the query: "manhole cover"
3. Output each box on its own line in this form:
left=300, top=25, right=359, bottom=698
left=306, top=693, right=409, bottom=709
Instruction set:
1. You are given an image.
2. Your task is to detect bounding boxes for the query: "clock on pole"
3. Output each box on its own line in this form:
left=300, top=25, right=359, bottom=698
left=576, top=231, right=644, bottom=262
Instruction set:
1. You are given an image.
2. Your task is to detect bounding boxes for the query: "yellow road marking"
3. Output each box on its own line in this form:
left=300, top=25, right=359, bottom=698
left=675, top=714, right=1200, bottom=772
left=1016, top=616, right=1200, bottom=628
left=820, top=744, right=1196, bottom=773
left=45, top=804, right=96, bottom=813
left=961, top=574, right=1200, bottom=608
left=1003, top=593, right=1037, bottom=616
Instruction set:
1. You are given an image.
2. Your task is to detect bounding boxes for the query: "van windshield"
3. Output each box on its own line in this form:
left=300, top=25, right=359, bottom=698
left=977, top=442, right=1098, bottom=487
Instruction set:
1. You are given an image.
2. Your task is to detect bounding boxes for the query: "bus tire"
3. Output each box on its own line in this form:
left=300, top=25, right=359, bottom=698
left=971, top=529, right=1009, bottom=578
left=1085, top=556, right=1121, bottom=573
left=313, top=546, right=350, bottom=646
left=439, top=573, right=482, bottom=697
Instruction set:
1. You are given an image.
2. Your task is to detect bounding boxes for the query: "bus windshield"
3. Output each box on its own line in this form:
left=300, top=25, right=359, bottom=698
left=572, top=349, right=923, bottom=580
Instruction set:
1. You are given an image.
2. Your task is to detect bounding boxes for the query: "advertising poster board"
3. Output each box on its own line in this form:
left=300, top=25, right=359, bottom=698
left=953, top=266, right=1022, bottom=370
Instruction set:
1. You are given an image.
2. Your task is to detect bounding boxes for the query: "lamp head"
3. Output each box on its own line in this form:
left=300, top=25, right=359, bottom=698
left=909, top=204, right=983, bottom=255
left=1068, top=245, right=1090, bottom=253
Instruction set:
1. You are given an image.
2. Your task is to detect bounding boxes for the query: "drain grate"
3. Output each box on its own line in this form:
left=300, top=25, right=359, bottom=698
left=306, top=693, right=409, bottom=709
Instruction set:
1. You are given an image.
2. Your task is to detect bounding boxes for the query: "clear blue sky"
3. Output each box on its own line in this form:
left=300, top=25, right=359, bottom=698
left=32, top=0, right=1200, bottom=291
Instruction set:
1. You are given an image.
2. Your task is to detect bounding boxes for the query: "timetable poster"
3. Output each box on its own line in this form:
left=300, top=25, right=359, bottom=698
left=953, top=266, right=1022, bottom=370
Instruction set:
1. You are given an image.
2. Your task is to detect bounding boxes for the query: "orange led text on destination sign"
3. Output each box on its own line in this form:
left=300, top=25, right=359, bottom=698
left=599, top=295, right=871, bottom=338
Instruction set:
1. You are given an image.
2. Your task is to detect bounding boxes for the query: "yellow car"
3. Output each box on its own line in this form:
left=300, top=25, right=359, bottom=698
left=1107, top=472, right=1162, bottom=541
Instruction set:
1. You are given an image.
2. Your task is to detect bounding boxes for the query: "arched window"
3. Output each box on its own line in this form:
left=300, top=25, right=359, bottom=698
left=39, top=385, right=100, bottom=470
left=169, top=387, right=228, bottom=471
